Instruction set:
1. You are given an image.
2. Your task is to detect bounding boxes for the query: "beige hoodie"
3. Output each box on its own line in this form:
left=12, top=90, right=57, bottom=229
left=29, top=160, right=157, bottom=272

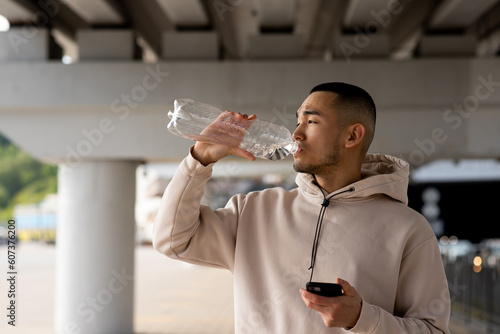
left=153, top=151, right=450, bottom=334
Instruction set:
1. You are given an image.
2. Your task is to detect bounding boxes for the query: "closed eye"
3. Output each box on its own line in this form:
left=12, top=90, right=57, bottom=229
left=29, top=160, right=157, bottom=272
left=296, top=119, right=317, bottom=127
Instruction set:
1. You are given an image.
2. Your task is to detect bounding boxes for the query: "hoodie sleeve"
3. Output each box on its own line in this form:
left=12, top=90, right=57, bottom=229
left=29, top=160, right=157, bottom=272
left=152, top=149, right=240, bottom=272
left=346, top=235, right=451, bottom=334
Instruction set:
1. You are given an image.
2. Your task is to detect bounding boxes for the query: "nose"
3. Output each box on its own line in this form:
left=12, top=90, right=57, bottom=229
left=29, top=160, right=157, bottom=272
left=293, top=124, right=304, bottom=141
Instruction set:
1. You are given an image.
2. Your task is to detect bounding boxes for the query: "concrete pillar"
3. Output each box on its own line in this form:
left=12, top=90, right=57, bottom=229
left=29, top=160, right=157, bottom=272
left=54, top=161, right=138, bottom=334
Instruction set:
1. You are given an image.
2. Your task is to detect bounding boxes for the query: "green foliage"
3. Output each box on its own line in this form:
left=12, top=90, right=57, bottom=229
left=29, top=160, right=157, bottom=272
left=0, top=134, right=10, bottom=147
left=0, top=133, right=57, bottom=224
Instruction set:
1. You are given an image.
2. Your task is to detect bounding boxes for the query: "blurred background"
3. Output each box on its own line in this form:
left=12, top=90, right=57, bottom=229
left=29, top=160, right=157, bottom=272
left=0, top=0, right=499, bottom=333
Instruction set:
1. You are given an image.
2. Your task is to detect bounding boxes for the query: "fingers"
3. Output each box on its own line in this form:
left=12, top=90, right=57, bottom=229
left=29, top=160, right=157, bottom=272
left=223, top=111, right=256, bottom=121
left=300, top=289, right=337, bottom=307
left=219, top=112, right=256, bottom=134
left=300, top=289, right=319, bottom=309
left=300, top=289, right=332, bottom=314
left=299, top=279, right=360, bottom=310
left=336, top=278, right=356, bottom=297
left=231, top=147, right=256, bottom=161
left=300, top=282, right=362, bottom=329
left=194, top=111, right=257, bottom=164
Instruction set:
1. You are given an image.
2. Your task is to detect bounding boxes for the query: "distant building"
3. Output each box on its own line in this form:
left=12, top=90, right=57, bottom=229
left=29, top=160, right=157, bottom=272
left=13, top=194, right=57, bottom=243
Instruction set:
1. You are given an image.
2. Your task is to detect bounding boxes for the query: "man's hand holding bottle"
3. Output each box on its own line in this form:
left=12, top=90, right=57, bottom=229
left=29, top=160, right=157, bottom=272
left=192, top=111, right=257, bottom=166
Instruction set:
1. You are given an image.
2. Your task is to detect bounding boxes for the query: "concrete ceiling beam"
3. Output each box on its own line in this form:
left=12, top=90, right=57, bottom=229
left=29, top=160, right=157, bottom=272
left=121, top=0, right=174, bottom=57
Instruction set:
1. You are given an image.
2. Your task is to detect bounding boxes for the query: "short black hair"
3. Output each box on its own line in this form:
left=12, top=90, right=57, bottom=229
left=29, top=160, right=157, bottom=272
left=309, top=82, right=376, bottom=154
left=310, top=82, right=376, bottom=122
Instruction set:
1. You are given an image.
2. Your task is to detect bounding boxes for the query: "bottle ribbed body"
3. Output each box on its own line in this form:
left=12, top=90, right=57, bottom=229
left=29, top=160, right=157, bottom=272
left=167, top=99, right=298, bottom=161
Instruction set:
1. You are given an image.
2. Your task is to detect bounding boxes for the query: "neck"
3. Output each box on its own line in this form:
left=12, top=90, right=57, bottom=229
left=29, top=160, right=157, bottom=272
left=314, top=173, right=360, bottom=194
left=313, top=160, right=362, bottom=194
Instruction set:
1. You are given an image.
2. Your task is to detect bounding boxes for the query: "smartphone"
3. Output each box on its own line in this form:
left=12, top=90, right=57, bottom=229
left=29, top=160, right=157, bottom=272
left=305, top=282, right=343, bottom=297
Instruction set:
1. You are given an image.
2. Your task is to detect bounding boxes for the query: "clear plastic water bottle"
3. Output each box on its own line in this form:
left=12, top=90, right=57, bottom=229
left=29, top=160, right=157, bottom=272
left=167, top=99, right=298, bottom=161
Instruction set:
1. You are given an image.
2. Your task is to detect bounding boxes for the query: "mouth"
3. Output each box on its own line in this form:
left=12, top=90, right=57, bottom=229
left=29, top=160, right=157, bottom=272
left=293, top=147, right=303, bottom=157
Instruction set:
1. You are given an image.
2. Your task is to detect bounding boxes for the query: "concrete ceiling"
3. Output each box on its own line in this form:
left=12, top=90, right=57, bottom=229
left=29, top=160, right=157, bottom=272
left=0, top=0, right=499, bottom=60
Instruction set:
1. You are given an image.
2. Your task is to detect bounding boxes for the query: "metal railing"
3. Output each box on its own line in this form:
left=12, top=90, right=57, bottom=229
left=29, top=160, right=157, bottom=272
left=443, top=256, right=500, bottom=331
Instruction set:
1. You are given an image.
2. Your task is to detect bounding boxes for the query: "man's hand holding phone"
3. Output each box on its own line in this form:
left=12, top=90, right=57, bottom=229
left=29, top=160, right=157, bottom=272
left=300, top=278, right=362, bottom=329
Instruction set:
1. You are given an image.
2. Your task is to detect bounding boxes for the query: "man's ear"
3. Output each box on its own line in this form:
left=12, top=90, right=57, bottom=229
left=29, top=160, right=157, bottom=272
left=345, top=123, right=366, bottom=149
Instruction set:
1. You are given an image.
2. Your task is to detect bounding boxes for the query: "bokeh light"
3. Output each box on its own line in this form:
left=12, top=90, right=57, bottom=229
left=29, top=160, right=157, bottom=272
left=0, top=15, right=10, bottom=32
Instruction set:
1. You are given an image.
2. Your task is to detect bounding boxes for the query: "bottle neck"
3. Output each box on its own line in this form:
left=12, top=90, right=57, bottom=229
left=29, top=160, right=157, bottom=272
left=287, top=141, right=299, bottom=154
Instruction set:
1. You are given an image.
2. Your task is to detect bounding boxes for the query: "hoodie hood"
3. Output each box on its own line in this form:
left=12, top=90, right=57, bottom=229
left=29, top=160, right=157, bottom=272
left=296, top=153, right=410, bottom=205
